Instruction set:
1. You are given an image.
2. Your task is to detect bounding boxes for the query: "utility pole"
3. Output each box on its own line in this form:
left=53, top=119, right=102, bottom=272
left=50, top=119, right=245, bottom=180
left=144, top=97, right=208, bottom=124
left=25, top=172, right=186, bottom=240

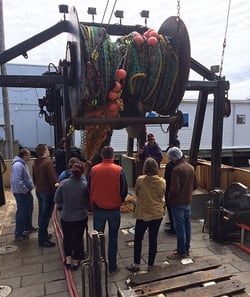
left=0, top=0, right=13, bottom=159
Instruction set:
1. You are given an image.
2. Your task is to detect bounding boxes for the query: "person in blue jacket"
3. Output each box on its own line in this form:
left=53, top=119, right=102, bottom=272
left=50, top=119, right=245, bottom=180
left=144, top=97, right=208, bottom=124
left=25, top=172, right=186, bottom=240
left=56, top=157, right=87, bottom=211
left=10, top=148, right=37, bottom=241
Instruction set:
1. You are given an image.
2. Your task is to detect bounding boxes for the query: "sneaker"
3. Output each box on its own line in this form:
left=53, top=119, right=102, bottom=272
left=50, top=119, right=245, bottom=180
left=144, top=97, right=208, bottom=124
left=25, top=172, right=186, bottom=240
left=39, top=240, right=55, bottom=248
left=164, top=229, right=176, bottom=235
left=64, top=260, right=72, bottom=270
left=24, top=227, right=38, bottom=234
left=72, top=261, right=80, bottom=271
left=167, top=252, right=187, bottom=260
left=15, top=234, right=29, bottom=241
left=109, top=266, right=121, bottom=276
left=126, top=264, right=140, bottom=272
left=147, top=265, right=154, bottom=272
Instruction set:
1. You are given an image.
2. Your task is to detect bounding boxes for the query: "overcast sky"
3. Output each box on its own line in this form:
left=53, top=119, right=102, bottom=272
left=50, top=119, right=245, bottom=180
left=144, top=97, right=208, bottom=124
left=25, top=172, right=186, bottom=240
left=2, top=0, right=250, bottom=100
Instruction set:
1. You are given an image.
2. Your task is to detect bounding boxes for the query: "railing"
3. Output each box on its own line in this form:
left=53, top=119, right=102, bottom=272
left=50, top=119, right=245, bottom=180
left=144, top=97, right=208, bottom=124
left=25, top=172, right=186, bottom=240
left=196, top=159, right=250, bottom=191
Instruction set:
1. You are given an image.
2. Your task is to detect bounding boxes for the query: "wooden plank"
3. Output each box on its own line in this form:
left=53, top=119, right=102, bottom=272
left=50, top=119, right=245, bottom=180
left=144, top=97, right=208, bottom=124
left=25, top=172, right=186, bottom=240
left=129, top=258, right=221, bottom=286
left=134, top=267, right=233, bottom=296
left=165, top=279, right=245, bottom=297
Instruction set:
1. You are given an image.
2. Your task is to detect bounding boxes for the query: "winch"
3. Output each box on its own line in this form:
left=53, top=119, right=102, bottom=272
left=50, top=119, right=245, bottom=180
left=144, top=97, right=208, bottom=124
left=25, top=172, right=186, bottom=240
left=208, top=182, right=250, bottom=245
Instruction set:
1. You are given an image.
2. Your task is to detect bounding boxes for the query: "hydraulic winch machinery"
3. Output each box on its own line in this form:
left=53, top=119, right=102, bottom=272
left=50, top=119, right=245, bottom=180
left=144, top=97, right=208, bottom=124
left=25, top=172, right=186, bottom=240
left=0, top=5, right=230, bottom=189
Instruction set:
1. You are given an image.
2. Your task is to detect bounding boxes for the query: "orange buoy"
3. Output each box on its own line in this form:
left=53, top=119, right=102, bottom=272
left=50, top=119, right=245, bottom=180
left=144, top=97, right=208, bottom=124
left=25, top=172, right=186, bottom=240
left=115, top=69, right=127, bottom=80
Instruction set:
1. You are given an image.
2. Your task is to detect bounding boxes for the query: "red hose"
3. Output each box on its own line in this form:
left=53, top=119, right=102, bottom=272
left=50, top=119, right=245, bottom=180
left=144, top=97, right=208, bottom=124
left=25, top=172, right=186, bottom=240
left=52, top=205, right=79, bottom=297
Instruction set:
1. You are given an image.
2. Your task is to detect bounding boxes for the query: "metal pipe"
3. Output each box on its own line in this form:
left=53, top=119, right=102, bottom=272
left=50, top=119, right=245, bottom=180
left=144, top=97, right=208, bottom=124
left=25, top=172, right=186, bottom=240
left=0, top=74, right=64, bottom=88
left=74, top=115, right=177, bottom=127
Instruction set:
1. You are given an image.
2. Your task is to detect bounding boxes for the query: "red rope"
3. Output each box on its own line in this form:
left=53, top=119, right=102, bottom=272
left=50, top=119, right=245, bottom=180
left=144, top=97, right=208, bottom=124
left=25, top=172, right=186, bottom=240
left=52, top=205, right=79, bottom=297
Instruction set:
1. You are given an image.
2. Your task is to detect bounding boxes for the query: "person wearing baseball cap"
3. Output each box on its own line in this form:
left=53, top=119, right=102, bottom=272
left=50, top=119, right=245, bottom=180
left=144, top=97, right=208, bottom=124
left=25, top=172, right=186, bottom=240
left=139, top=133, right=163, bottom=168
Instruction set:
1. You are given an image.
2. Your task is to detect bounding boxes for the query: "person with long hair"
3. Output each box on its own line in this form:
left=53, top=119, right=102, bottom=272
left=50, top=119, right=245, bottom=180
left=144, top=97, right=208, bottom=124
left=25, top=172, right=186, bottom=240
left=126, top=157, right=166, bottom=272
left=54, top=162, right=89, bottom=270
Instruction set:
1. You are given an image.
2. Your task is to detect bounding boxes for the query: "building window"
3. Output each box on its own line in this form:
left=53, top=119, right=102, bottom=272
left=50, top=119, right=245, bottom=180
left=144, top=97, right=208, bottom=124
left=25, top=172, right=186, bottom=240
left=182, top=113, right=189, bottom=127
left=236, top=114, right=246, bottom=124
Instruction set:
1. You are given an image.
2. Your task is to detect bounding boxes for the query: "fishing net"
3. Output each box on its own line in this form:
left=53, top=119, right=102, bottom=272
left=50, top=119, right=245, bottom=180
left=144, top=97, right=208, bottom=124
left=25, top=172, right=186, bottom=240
left=77, top=25, right=179, bottom=160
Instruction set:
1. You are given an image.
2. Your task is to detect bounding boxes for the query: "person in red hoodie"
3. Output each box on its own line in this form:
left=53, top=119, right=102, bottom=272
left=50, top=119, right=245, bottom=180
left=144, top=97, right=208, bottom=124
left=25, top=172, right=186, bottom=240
left=88, top=146, right=128, bottom=275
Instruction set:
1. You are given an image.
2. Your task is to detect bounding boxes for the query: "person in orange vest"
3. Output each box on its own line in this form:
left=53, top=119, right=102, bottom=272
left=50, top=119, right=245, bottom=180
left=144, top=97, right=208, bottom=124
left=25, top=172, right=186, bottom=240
left=88, top=146, right=128, bottom=275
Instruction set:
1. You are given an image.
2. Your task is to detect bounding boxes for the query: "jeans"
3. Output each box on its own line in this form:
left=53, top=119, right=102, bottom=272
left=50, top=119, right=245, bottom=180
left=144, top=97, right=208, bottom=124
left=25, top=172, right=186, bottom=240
left=36, top=192, right=54, bottom=244
left=25, top=193, right=34, bottom=231
left=93, top=208, right=121, bottom=272
left=134, top=218, right=162, bottom=266
left=61, top=218, right=88, bottom=260
left=14, top=192, right=34, bottom=237
left=165, top=192, right=175, bottom=231
left=171, top=204, right=191, bottom=254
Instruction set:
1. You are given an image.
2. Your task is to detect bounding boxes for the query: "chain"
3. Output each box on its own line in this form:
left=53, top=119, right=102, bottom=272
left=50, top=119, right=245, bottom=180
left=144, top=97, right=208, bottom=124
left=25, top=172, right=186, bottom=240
left=219, top=0, right=231, bottom=77
left=177, top=0, right=180, bottom=20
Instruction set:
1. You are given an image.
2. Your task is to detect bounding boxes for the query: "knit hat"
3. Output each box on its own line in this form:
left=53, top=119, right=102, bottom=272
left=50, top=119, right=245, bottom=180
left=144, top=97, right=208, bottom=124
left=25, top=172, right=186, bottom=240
left=167, top=146, right=183, bottom=160
left=147, top=133, right=155, bottom=141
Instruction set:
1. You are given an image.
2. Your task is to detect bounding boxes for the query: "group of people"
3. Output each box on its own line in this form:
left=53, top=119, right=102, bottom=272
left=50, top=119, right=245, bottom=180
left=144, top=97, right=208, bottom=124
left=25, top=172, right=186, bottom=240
left=10, top=143, right=128, bottom=274
left=11, top=144, right=58, bottom=247
left=127, top=133, right=197, bottom=272
left=10, top=131, right=197, bottom=275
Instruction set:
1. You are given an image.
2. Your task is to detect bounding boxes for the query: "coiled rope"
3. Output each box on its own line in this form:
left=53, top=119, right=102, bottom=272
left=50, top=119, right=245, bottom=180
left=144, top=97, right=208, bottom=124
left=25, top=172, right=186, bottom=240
left=77, top=25, right=179, bottom=160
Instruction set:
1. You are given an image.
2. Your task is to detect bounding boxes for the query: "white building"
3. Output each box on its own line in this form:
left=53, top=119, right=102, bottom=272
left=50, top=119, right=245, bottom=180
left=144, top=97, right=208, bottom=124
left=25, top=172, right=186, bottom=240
left=0, top=63, right=54, bottom=150
left=106, top=98, right=250, bottom=153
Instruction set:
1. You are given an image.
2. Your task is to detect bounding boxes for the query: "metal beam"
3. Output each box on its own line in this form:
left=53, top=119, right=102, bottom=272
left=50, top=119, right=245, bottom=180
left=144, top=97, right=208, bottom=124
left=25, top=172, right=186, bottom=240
left=186, top=80, right=230, bottom=91
left=74, top=115, right=177, bottom=127
left=0, top=21, right=70, bottom=65
left=211, top=80, right=226, bottom=189
left=191, top=57, right=219, bottom=81
left=0, top=74, right=64, bottom=88
left=80, top=21, right=148, bottom=36
left=189, top=90, right=209, bottom=166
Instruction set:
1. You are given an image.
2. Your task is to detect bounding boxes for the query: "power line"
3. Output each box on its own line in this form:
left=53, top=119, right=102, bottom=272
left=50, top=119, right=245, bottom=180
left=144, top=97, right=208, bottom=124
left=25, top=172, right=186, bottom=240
left=101, top=0, right=110, bottom=24
left=107, top=0, right=118, bottom=25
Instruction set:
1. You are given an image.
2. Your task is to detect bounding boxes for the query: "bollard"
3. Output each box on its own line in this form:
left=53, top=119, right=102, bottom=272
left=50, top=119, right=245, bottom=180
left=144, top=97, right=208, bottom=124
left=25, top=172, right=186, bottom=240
left=81, top=231, right=109, bottom=297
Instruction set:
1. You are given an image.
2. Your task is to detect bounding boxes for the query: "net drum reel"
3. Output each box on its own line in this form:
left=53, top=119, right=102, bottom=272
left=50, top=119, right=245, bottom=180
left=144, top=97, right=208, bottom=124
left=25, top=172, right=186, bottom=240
left=65, top=7, right=191, bottom=160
